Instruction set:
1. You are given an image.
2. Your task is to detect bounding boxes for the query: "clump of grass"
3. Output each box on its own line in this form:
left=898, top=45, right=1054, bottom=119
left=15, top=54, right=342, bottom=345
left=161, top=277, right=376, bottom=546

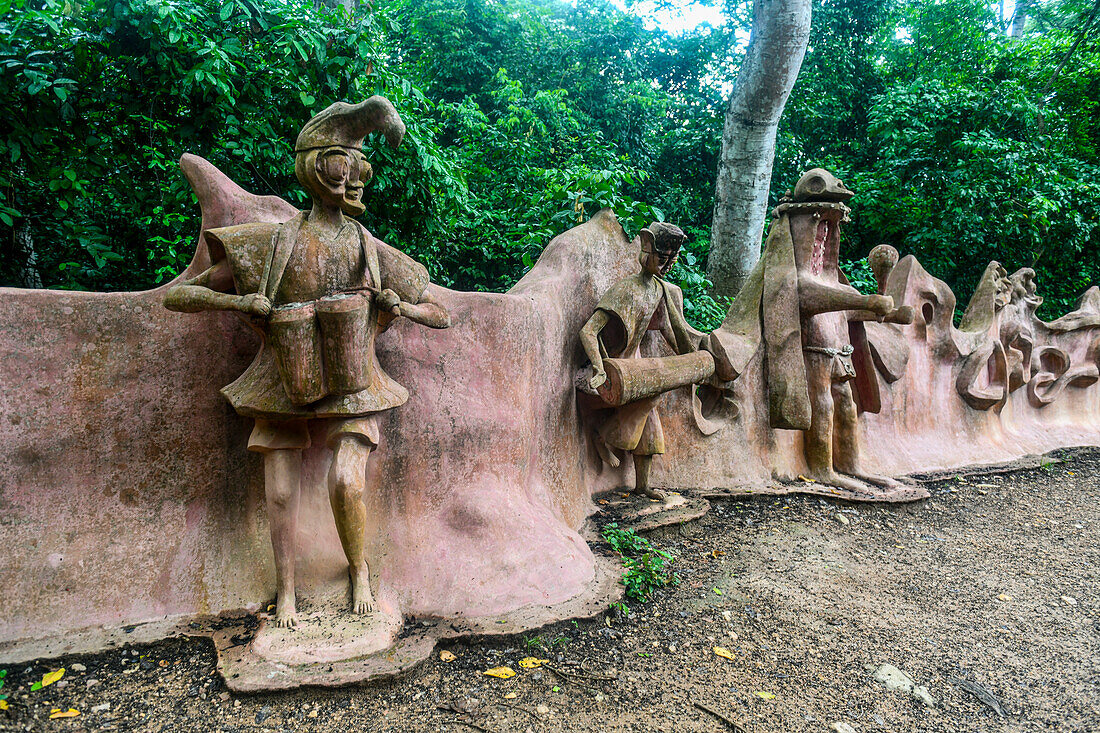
left=601, top=522, right=678, bottom=605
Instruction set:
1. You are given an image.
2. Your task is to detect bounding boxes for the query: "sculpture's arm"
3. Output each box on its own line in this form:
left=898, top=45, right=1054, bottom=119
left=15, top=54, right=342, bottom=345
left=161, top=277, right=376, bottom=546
left=849, top=305, right=915, bottom=325
left=396, top=288, right=451, bottom=329
left=374, top=288, right=451, bottom=329
left=580, top=310, right=611, bottom=390
left=800, top=278, right=893, bottom=318
left=163, top=260, right=271, bottom=318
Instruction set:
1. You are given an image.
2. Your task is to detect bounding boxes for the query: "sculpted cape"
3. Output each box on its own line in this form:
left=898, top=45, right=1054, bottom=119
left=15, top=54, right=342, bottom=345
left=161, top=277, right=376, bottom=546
left=203, top=213, right=430, bottom=419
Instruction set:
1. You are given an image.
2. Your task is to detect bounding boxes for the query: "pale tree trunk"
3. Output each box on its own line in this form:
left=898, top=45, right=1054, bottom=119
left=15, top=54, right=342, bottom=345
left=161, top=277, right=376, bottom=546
left=708, top=0, right=812, bottom=297
left=1010, top=0, right=1029, bottom=37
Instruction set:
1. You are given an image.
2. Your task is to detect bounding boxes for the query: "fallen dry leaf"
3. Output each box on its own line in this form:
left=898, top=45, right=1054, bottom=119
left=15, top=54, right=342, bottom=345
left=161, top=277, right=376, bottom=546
left=713, top=647, right=735, bottom=661
left=440, top=650, right=457, bottom=663
left=518, top=657, right=549, bottom=669
left=483, top=666, right=516, bottom=679
left=49, top=709, right=80, bottom=719
left=754, top=691, right=776, bottom=700
left=797, top=475, right=817, bottom=483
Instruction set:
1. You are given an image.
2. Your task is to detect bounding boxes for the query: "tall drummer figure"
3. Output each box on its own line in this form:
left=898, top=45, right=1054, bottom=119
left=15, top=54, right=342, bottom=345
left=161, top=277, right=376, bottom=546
left=580, top=223, right=702, bottom=501
left=165, top=98, right=450, bottom=628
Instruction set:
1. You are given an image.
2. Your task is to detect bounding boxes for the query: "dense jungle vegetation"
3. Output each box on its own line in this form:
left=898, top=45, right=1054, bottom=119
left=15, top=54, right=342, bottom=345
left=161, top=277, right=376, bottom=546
left=1, top=0, right=1098, bottom=325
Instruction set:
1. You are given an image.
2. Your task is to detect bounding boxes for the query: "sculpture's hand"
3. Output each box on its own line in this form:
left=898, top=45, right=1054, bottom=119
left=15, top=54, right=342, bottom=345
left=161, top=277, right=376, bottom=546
left=239, top=293, right=273, bottom=319
left=885, top=304, right=915, bottom=325
left=375, top=288, right=402, bottom=316
left=866, top=294, right=894, bottom=316
left=589, top=368, right=608, bottom=391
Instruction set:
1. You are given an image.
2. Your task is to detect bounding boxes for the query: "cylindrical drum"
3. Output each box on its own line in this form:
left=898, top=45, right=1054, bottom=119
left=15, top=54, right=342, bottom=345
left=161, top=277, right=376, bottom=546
left=268, top=301, right=326, bottom=406
left=598, top=351, right=716, bottom=407
left=315, top=292, right=376, bottom=396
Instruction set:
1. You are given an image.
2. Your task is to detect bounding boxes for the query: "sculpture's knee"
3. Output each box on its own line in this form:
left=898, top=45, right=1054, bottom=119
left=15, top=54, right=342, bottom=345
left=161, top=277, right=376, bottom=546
left=330, top=469, right=363, bottom=505
left=263, top=451, right=300, bottom=509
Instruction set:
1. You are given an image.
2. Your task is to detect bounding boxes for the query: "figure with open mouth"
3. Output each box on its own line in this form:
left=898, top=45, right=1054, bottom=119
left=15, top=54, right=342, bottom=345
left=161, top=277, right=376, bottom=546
left=163, top=98, right=450, bottom=628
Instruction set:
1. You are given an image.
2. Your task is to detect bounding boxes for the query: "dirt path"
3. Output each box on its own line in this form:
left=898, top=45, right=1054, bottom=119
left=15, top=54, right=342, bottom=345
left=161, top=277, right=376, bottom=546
left=3, top=450, right=1098, bottom=733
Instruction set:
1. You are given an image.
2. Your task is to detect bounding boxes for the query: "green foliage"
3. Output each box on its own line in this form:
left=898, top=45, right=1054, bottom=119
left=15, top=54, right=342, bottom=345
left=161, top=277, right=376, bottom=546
left=777, top=0, right=1100, bottom=319
left=2, top=0, right=1099, bottom=326
left=601, top=522, right=677, bottom=603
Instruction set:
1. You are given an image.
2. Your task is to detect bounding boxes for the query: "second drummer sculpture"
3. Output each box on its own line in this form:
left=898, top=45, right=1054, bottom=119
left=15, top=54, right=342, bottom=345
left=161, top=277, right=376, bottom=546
left=164, top=98, right=450, bottom=627
left=579, top=223, right=718, bottom=499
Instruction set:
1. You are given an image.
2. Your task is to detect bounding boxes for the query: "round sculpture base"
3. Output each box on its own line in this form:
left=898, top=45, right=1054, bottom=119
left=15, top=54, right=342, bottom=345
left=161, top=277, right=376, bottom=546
left=210, top=552, right=625, bottom=692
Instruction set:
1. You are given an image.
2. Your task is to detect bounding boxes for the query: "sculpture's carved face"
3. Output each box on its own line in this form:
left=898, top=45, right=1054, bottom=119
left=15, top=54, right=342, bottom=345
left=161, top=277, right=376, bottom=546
left=297, top=146, right=373, bottom=216
left=637, top=225, right=685, bottom=276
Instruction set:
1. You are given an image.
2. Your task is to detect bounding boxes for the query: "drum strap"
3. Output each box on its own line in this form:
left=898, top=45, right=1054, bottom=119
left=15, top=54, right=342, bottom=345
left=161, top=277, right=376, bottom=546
left=259, top=212, right=306, bottom=301
left=358, top=223, right=381, bottom=292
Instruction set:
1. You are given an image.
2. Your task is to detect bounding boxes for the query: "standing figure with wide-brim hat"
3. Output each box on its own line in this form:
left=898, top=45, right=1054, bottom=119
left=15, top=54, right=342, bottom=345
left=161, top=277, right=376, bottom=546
left=165, top=97, right=450, bottom=628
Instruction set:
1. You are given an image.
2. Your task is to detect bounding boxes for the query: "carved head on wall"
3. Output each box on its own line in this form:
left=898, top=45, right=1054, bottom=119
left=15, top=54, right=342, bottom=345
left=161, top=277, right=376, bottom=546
left=292, top=97, right=406, bottom=216
left=638, top=222, right=686, bottom=276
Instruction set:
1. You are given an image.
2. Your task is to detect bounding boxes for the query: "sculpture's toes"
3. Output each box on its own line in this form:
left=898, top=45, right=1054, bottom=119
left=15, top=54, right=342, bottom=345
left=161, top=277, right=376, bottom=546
left=274, top=612, right=297, bottom=629
left=635, top=486, right=669, bottom=501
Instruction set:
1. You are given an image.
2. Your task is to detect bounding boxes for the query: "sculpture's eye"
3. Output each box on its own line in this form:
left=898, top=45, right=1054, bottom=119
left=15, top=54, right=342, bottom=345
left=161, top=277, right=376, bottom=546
left=807, top=175, right=825, bottom=194
left=319, top=150, right=351, bottom=183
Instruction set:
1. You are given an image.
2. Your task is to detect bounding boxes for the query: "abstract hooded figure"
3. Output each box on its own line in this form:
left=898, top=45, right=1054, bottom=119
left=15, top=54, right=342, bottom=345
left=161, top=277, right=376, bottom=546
left=709, top=169, right=913, bottom=496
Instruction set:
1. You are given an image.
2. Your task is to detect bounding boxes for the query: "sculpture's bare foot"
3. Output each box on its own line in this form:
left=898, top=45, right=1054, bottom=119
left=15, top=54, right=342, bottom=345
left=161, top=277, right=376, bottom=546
left=594, top=434, right=621, bottom=468
left=350, top=565, right=375, bottom=614
left=847, top=470, right=905, bottom=490
left=809, top=470, right=876, bottom=497
left=274, top=597, right=298, bottom=628
left=633, top=486, right=669, bottom=501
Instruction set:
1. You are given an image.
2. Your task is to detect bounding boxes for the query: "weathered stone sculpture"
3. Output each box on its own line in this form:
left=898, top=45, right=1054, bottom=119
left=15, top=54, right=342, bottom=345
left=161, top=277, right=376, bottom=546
left=710, top=169, right=914, bottom=496
left=578, top=223, right=718, bottom=499
left=163, top=98, right=450, bottom=628
left=6, top=152, right=1100, bottom=691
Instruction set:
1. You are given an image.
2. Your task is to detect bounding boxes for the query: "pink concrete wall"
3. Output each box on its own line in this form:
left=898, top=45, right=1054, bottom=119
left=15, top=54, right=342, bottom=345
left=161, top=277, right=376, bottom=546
left=2, top=179, right=1098, bottom=655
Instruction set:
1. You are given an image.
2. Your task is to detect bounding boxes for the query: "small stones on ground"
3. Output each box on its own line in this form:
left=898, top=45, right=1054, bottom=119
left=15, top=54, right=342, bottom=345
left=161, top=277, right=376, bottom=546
left=1061, top=595, right=1078, bottom=606
left=91, top=703, right=110, bottom=713
left=872, top=663, right=937, bottom=707
left=256, top=705, right=274, bottom=723
left=535, top=705, right=550, bottom=715
left=832, top=723, right=857, bottom=733
left=70, top=663, right=86, bottom=673
left=997, top=594, right=1012, bottom=601
left=836, top=514, right=850, bottom=526
left=85, top=679, right=100, bottom=688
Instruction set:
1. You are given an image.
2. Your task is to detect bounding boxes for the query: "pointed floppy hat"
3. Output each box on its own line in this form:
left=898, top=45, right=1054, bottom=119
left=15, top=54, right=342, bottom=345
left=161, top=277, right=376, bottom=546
left=293, top=95, right=406, bottom=153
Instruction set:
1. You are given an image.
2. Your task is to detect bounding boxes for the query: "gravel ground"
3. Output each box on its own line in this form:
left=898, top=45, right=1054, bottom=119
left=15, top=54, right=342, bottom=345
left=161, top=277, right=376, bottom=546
left=2, top=449, right=1097, bottom=733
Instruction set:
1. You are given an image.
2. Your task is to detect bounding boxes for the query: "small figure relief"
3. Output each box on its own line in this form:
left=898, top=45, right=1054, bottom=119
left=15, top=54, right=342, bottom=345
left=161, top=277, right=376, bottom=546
left=954, top=261, right=1013, bottom=410
left=578, top=223, right=724, bottom=501
left=164, top=98, right=450, bottom=629
left=710, top=169, right=916, bottom=498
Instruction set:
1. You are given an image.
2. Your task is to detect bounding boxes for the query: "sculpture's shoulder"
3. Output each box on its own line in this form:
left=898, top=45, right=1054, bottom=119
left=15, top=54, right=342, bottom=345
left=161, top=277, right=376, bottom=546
left=660, top=279, right=685, bottom=308
left=204, top=221, right=286, bottom=295
left=359, top=223, right=430, bottom=304
left=595, top=273, right=648, bottom=315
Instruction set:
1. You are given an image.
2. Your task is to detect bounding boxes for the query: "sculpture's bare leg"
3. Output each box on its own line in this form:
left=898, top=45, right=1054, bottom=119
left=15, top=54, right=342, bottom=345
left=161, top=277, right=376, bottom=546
left=593, top=430, right=621, bottom=468
left=329, top=436, right=375, bottom=614
left=265, top=449, right=302, bottom=628
left=632, top=454, right=668, bottom=501
left=832, top=382, right=902, bottom=489
left=804, top=359, right=871, bottom=494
